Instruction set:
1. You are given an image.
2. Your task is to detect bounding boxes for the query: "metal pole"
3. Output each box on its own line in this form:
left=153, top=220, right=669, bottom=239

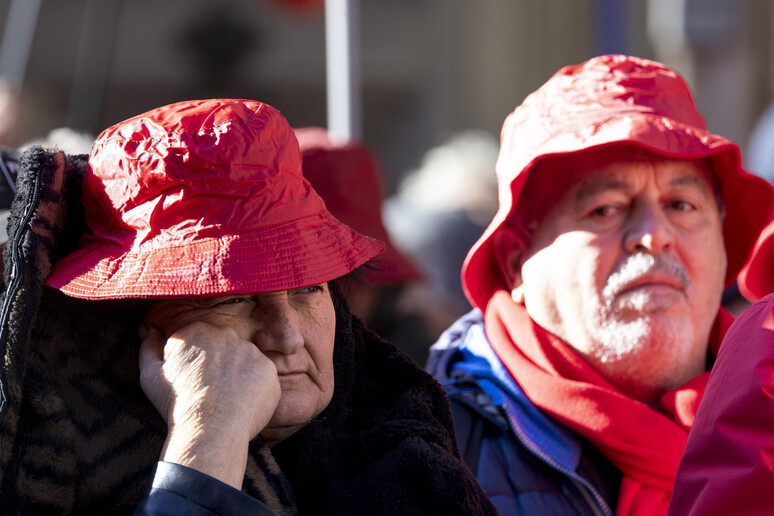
left=66, top=0, right=122, bottom=132
left=325, top=0, right=361, bottom=144
left=0, top=0, right=43, bottom=90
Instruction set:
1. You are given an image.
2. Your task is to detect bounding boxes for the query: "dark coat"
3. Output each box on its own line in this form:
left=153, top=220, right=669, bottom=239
left=0, top=146, right=497, bottom=515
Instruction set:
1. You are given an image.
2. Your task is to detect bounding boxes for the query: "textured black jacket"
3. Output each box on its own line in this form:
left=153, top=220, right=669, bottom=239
left=0, top=146, right=498, bottom=515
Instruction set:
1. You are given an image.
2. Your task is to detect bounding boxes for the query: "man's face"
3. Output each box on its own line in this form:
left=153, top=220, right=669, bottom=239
left=511, top=154, right=726, bottom=404
left=144, top=284, right=336, bottom=444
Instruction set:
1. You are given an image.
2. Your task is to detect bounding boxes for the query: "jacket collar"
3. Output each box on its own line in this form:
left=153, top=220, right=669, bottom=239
left=430, top=309, right=582, bottom=471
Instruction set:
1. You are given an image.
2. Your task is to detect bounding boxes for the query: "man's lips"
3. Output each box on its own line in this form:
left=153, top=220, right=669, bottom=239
left=617, top=273, right=684, bottom=295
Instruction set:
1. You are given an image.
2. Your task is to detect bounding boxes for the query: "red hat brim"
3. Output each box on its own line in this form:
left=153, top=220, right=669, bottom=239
left=739, top=220, right=774, bottom=302
left=45, top=99, right=384, bottom=299
left=46, top=210, right=382, bottom=299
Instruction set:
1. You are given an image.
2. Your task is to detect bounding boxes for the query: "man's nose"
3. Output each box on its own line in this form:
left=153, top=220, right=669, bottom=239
left=252, top=301, right=304, bottom=355
left=623, top=201, right=675, bottom=254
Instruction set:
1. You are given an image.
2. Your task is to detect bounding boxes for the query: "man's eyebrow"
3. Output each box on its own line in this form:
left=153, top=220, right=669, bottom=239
left=669, top=173, right=712, bottom=191
left=574, top=177, right=631, bottom=203
left=573, top=171, right=713, bottom=204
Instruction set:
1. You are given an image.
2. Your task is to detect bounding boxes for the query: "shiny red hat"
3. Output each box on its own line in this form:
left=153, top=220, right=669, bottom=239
left=463, top=54, right=774, bottom=311
left=45, top=99, right=384, bottom=299
left=739, top=219, right=774, bottom=301
left=295, top=127, right=421, bottom=286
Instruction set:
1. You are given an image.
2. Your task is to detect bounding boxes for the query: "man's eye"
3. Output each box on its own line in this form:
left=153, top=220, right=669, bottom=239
left=669, top=200, right=696, bottom=212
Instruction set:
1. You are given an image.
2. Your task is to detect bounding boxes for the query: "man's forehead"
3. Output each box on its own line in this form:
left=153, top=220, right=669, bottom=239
left=570, top=158, right=715, bottom=199
left=515, top=147, right=716, bottom=223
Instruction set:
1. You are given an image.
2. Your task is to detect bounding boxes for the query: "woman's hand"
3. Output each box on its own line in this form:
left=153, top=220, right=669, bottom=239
left=139, top=321, right=281, bottom=489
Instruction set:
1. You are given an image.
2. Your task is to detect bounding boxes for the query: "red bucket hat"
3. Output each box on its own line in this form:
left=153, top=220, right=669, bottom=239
left=295, top=127, right=421, bottom=286
left=738, top=219, right=774, bottom=301
left=45, top=99, right=384, bottom=299
left=463, top=54, right=774, bottom=311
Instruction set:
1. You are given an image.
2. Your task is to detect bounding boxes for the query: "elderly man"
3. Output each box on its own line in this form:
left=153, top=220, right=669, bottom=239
left=428, top=55, right=774, bottom=516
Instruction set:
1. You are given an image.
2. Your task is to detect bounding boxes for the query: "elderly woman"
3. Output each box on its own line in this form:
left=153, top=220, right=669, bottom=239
left=0, top=100, right=496, bottom=515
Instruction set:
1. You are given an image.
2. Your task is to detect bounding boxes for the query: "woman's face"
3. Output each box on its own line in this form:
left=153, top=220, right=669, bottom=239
left=143, top=283, right=337, bottom=445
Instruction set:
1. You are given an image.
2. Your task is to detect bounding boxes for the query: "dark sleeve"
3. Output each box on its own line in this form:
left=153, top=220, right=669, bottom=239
left=326, top=433, right=499, bottom=516
left=133, top=461, right=280, bottom=516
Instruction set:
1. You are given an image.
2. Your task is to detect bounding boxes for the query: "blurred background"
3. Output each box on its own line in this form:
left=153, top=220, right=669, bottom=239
left=0, top=0, right=770, bottom=359
left=1, top=0, right=772, bottom=187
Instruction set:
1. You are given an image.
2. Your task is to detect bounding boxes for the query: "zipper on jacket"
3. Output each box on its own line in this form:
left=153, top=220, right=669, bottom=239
left=450, top=384, right=613, bottom=516
left=439, top=319, right=615, bottom=516
left=502, top=406, right=614, bottom=516
left=0, top=167, right=43, bottom=415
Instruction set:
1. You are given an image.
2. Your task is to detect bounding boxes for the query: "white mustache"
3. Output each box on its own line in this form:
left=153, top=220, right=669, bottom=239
left=602, top=253, right=690, bottom=302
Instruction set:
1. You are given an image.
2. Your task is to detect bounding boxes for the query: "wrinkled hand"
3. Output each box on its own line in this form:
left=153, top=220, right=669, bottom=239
left=139, top=322, right=281, bottom=488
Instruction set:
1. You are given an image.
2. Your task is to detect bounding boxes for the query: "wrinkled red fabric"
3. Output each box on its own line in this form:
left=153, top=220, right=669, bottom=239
left=463, top=54, right=774, bottom=312
left=45, top=99, right=384, bottom=299
left=485, top=291, right=732, bottom=516
left=668, top=293, right=774, bottom=516
left=739, top=219, right=774, bottom=301
left=295, top=127, right=421, bottom=286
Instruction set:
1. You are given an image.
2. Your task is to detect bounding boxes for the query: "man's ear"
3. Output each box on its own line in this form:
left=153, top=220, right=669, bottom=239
left=492, top=226, right=529, bottom=302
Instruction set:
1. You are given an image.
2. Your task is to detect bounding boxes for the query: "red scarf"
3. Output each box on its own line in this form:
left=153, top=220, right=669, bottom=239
left=484, top=291, right=733, bottom=516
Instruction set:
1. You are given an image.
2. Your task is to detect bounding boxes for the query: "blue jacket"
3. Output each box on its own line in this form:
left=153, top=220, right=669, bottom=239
left=427, top=310, right=619, bottom=516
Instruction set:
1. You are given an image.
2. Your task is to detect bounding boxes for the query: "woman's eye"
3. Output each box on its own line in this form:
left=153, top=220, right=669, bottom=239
left=214, top=297, right=246, bottom=307
left=295, top=284, right=324, bottom=295
left=589, top=205, right=622, bottom=218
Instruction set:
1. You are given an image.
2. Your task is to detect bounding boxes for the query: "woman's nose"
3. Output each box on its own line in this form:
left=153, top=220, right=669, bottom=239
left=251, top=299, right=304, bottom=355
